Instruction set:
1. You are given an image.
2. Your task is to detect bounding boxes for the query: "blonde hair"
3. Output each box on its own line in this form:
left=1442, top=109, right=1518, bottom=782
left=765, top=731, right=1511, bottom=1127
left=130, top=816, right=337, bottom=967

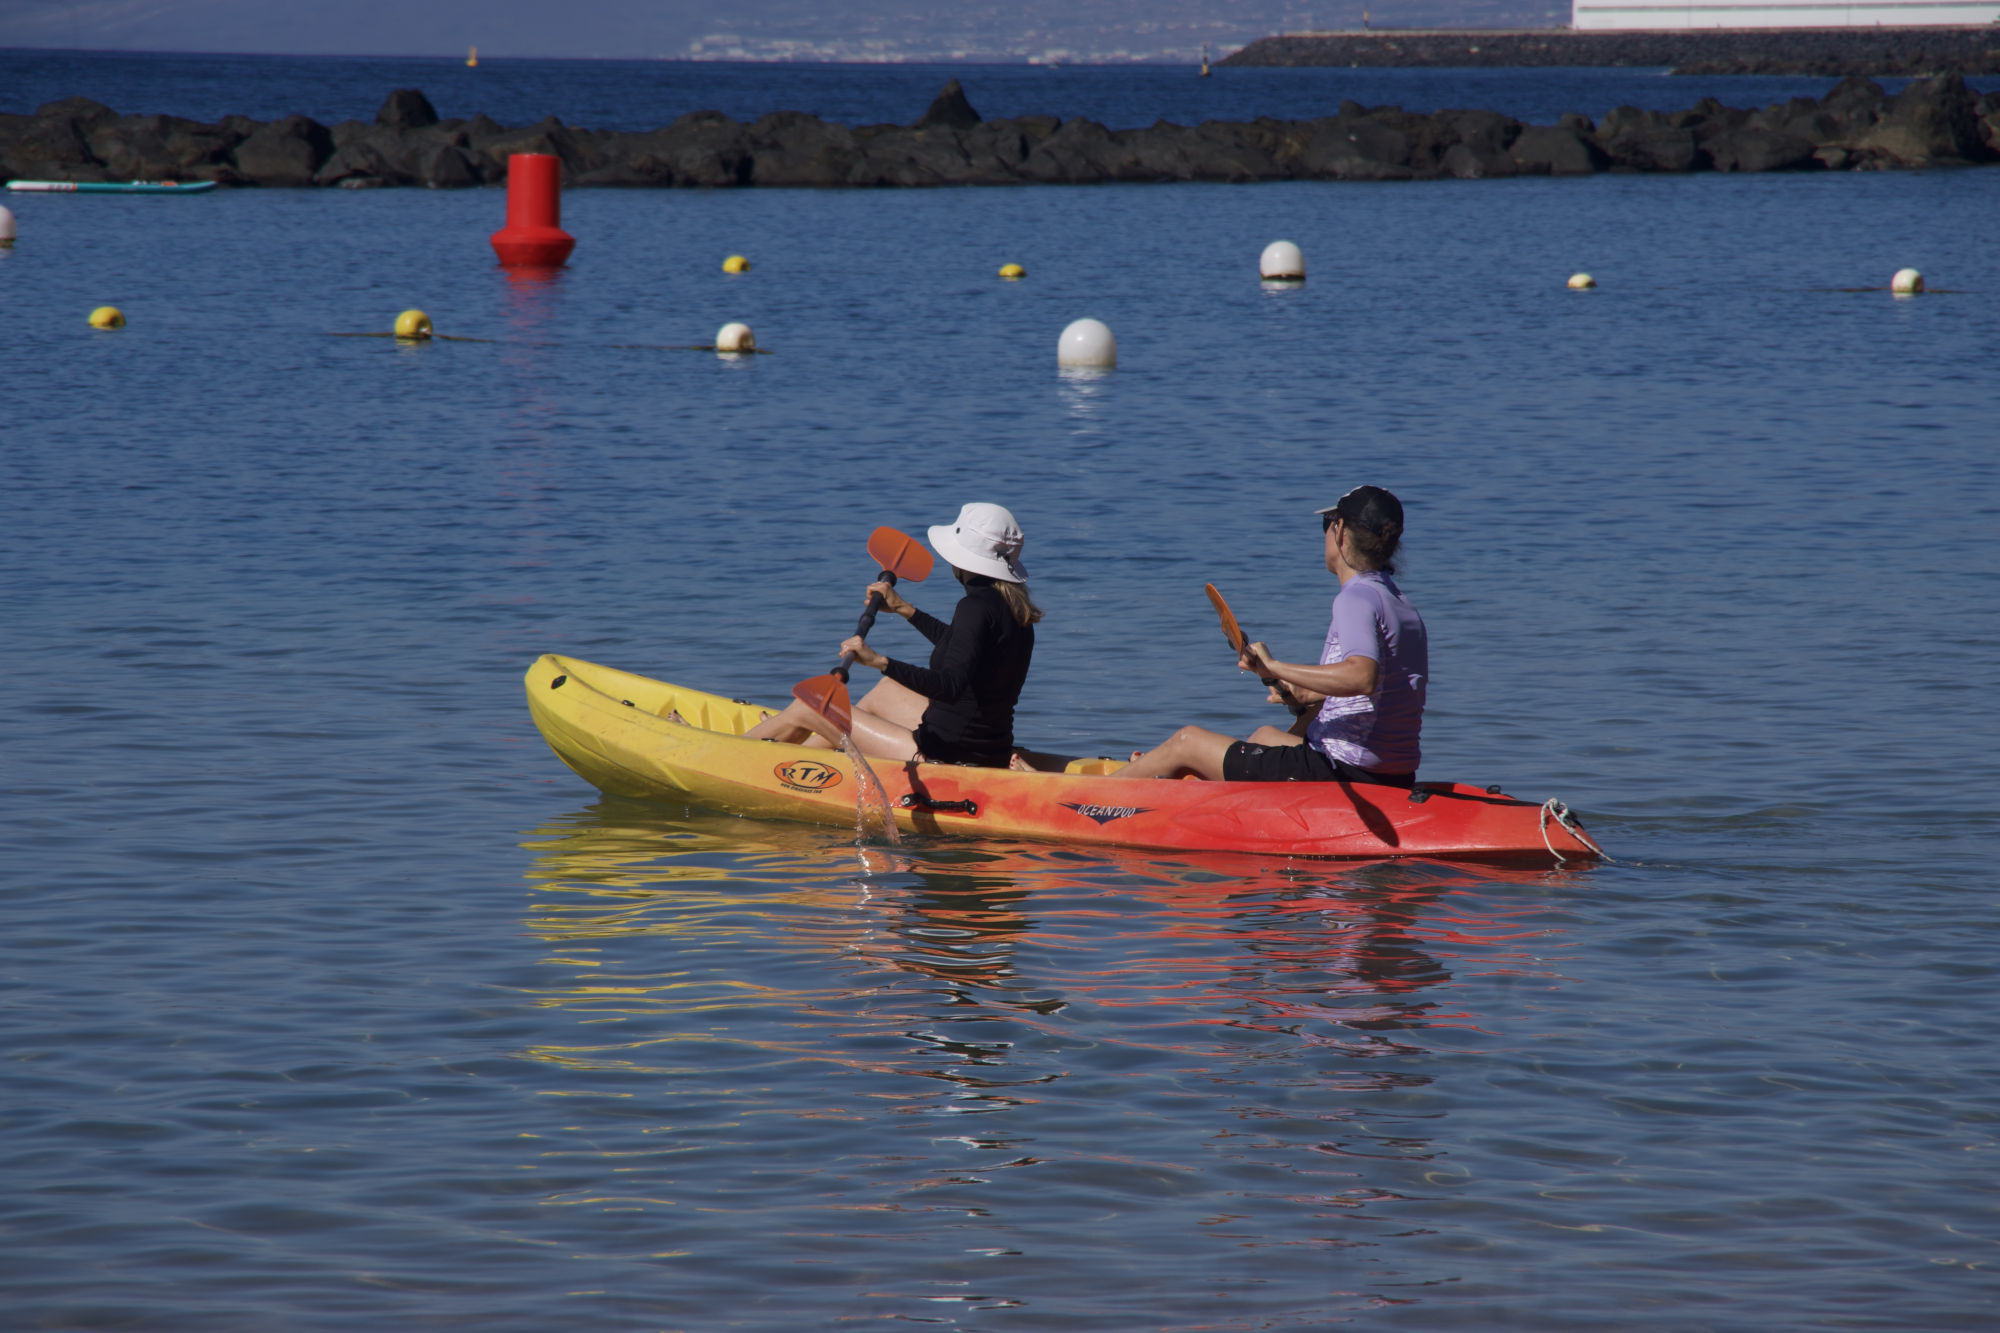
left=997, top=581, right=1043, bottom=627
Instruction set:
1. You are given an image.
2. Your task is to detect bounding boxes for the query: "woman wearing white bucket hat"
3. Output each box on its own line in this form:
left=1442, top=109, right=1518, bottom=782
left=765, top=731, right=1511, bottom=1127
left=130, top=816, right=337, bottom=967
left=745, top=502, right=1042, bottom=767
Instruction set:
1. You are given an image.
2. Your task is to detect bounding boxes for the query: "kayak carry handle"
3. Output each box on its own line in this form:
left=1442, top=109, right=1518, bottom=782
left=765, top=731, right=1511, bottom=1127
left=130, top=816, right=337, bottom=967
left=900, top=794, right=978, bottom=816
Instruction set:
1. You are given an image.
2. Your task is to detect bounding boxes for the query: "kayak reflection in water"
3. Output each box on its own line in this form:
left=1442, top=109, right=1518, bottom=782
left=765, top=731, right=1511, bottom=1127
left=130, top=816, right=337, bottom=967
left=744, top=503, right=1043, bottom=768
left=1121, top=485, right=1427, bottom=786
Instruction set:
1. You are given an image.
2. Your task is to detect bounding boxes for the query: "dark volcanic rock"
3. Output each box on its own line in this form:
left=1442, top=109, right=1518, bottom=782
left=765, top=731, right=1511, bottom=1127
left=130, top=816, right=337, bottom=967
left=960, top=118, right=1048, bottom=179
left=1706, top=125, right=1819, bottom=172
left=1439, top=142, right=1516, bottom=178
left=5, top=114, right=105, bottom=180
left=377, top=88, right=440, bottom=131
left=1594, top=107, right=1700, bottom=172
left=849, top=126, right=975, bottom=186
left=231, top=115, right=334, bottom=186
left=1019, top=119, right=1123, bottom=183
left=88, top=113, right=244, bottom=180
left=1510, top=125, right=1604, bottom=176
left=1822, top=74, right=1890, bottom=123
left=1858, top=73, right=1986, bottom=164
left=22, top=73, right=2000, bottom=188
left=313, top=134, right=399, bottom=187
left=37, top=96, right=118, bottom=129
left=575, top=111, right=753, bottom=187
left=1180, top=121, right=1287, bottom=181
left=741, top=112, right=859, bottom=187
left=915, top=79, right=981, bottom=130
left=476, top=116, right=590, bottom=178
left=1289, top=116, right=1415, bottom=180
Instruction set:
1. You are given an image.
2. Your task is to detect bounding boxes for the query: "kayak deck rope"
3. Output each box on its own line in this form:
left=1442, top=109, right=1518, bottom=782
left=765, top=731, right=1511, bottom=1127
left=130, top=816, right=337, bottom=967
left=1539, top=798, right=1611, bottom=864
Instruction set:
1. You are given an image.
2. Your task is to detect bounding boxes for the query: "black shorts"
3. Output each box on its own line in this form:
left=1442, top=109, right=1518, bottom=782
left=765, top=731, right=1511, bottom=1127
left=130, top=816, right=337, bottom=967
left=912, top=722, right=1006, bottom=769
left=1222, top=740, right=1416, bottom=788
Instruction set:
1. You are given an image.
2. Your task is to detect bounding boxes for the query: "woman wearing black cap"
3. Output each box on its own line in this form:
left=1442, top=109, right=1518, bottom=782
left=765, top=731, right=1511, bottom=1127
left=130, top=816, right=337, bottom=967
left=1119, top=485, right=1427, bottom=785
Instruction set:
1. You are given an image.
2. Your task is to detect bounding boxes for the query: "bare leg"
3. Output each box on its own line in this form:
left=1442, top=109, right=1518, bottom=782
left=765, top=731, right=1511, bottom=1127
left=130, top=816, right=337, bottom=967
left=1247, top=725, right=1305, bottom=747
left=843, top=704, right=920, bottom=762
left=742, top=677, right=925, bottom=762
left=1118, top=725, right=1237, bottom=781
left=854, top=676, right=928, bottom=730
left=742, top=697, right=827, bottom=745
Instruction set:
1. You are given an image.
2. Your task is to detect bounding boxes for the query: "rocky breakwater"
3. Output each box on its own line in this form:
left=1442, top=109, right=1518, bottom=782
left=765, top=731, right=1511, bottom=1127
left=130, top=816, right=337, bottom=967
left=6, top=77, right=1999, bottom=189
left=1223, top=27, right=2000, bottom=77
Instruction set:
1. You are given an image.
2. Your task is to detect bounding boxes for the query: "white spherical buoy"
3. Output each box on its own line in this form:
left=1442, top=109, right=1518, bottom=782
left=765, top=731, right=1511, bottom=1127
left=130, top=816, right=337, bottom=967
left=1890, top=267, right=1924, bottom=295
left=1057, top=318, right=1116, bottom=369
left=1259, top=240, right=1304, bottom=281
left=1567, top=272, right=1597, bottom=290
left=715, top=321, right=756, bottom=353
left=0, top=204, right=15, bottom=248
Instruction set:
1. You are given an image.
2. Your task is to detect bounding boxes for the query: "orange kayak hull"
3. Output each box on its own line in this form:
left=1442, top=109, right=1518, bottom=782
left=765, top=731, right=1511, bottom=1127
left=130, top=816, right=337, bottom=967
left=524, top=654, right=1605, bottom=864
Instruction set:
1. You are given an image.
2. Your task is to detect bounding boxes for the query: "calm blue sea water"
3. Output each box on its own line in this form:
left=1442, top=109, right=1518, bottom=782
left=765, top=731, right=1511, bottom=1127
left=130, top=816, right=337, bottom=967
left=5, top=52, right=2000, bottom=1333
left=5, top=47, right=1995, bottom=129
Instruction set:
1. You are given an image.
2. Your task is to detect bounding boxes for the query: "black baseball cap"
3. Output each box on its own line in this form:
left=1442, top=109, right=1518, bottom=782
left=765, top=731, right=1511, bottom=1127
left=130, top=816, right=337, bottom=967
left=1314, top=485, right=1404, bottom=532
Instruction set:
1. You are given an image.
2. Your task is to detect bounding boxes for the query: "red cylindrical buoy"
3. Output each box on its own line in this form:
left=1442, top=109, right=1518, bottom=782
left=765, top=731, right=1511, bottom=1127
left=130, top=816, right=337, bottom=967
left=490, top=154, right=575, bottom=268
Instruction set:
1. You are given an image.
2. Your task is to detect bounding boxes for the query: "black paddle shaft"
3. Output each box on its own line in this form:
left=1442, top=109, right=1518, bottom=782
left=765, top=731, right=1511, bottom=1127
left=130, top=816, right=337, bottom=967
left=832, top=569, right=898, bottom=682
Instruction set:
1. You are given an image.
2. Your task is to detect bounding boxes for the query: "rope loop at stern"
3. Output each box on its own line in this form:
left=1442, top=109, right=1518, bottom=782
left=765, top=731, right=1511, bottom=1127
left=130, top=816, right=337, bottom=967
left=1539, top=798, right=1611, bottom=865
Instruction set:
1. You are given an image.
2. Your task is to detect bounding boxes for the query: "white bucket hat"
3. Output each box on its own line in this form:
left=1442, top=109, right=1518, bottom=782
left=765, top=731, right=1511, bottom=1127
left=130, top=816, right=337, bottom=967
left=928, top=502, right=1028, bottom=584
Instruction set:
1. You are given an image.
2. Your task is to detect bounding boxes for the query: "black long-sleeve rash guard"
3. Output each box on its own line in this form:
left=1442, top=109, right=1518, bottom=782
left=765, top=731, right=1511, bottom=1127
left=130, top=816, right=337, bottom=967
left=879, top=578, right=1034, bottom=767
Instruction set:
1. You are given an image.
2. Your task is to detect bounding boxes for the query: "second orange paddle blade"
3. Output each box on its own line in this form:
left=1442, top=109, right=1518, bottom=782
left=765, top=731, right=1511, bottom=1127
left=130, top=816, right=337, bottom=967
left=791, top=673, right=853, bottom=736
left=1204, top=583, right=1247, bottom=654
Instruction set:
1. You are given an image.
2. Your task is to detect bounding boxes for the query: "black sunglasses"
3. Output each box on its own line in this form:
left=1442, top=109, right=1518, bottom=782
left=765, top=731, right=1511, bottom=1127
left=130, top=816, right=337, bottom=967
left=1320, top=511, right=1341, bottom=533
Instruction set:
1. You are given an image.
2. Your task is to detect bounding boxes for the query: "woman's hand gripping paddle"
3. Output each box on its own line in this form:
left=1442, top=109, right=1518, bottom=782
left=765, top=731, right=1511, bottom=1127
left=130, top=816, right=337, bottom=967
left=1204, top=583, right=1306, bottom=715
left=792, top=527, right=934, bottom=734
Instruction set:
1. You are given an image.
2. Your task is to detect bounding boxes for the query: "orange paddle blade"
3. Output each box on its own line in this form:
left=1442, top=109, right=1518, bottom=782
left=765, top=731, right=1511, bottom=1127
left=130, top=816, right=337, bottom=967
left=1204, top=583, right=1247, bottom=654
left=867, top=526, right=933, bottom=582
left=792, top=673, right=853, bottom=736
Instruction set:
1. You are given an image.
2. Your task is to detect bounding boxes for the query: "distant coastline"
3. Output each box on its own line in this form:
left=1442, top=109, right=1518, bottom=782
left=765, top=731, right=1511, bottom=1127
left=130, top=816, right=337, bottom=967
left=1220, top=27, right=2000, bottom=77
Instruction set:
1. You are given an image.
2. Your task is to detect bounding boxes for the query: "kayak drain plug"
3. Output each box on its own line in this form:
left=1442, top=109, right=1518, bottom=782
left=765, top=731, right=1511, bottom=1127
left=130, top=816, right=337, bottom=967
left=549, top=675, right=566, bottom=689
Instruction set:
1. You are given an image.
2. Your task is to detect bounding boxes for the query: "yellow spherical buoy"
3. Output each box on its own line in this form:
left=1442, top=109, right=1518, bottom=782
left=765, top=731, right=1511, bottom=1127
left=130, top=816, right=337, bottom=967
left=722, top=254, right=751, bottom=274
left=394, top=309, right=434, bottom=340
left=1890, top=267, right=1924, bottom=295
left=715, top=321, right=756, bottom=354
left=88, top=305, right=126, bottom=329
left=998, top=263, right=1026, bottom=280
left=1567, top=273, right=1596, bottom=290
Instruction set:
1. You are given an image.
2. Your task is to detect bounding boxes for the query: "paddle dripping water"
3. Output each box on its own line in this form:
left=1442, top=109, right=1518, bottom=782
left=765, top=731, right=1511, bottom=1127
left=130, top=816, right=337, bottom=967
left=839, top=736, right=900, bottom=845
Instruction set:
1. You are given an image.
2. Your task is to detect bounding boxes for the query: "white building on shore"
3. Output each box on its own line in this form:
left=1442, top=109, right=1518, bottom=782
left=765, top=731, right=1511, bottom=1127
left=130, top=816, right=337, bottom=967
left=1572, top=0, right=2000, bottom=28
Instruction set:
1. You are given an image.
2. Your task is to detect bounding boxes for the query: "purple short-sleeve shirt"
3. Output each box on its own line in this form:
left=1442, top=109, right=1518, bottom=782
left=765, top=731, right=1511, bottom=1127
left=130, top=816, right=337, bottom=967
left=1304, top=572, right=1428, bottom=774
